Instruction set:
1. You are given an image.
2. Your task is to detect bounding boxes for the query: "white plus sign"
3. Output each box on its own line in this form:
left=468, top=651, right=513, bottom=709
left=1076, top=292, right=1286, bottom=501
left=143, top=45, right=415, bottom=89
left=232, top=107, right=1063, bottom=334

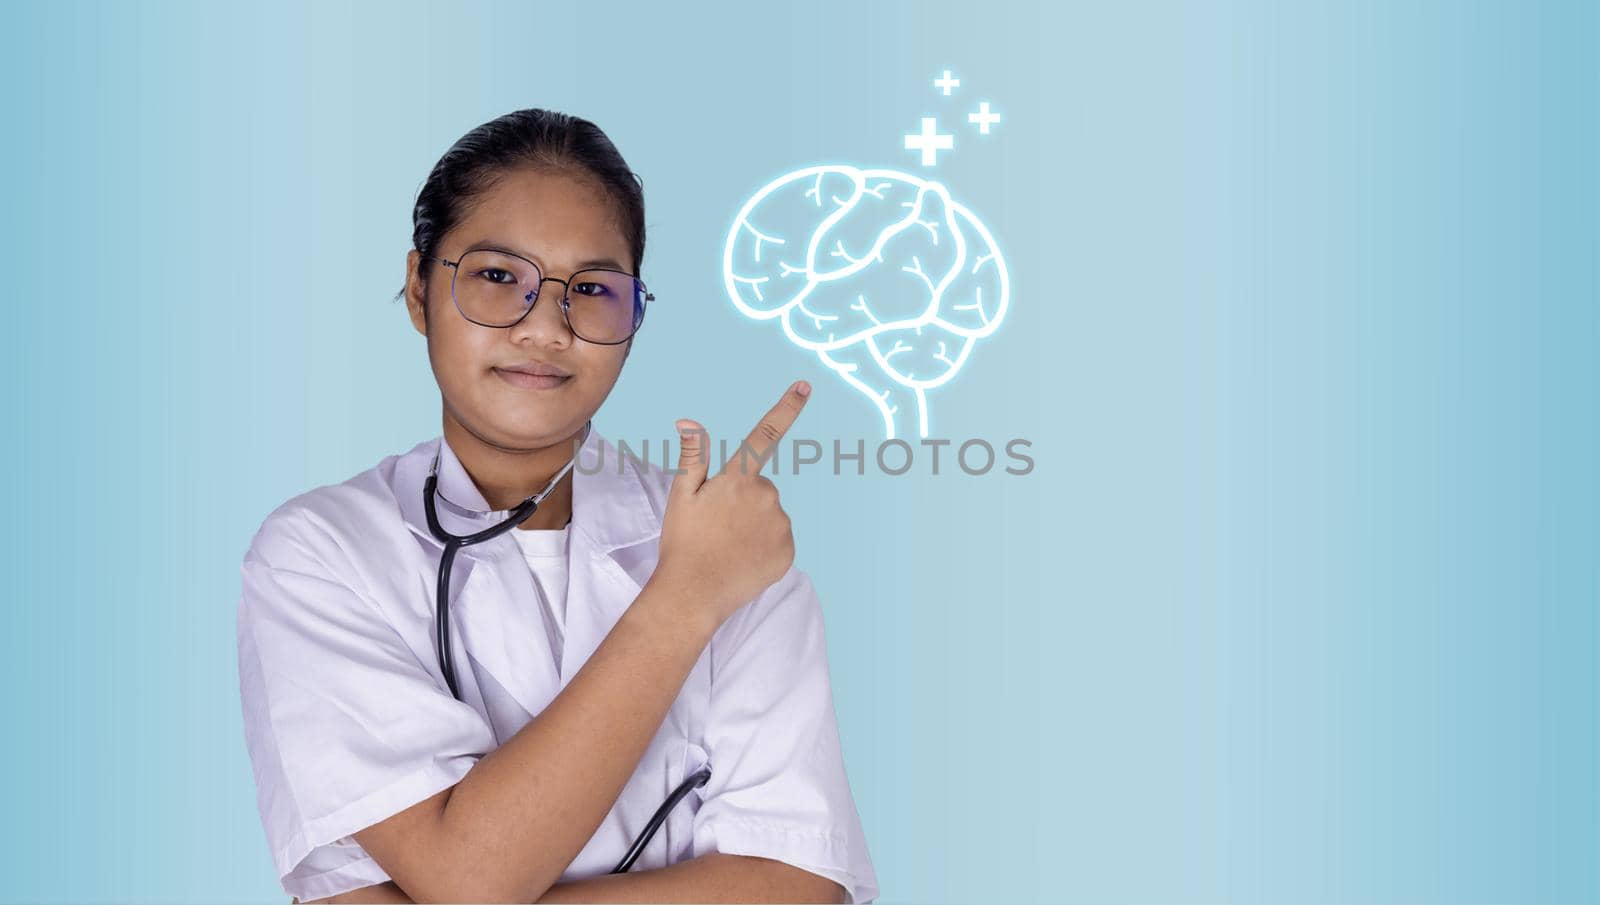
left=933, top=69, right=961, bottom=96
left=904, top=117, right=954, bottom=166
left=968, top=101, right=1001, bottom=134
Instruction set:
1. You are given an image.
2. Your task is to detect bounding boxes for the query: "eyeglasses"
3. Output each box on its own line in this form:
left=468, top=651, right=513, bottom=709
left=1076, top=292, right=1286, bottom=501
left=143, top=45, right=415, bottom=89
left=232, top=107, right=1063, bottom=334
left=423, top=249, right=653, bottom=345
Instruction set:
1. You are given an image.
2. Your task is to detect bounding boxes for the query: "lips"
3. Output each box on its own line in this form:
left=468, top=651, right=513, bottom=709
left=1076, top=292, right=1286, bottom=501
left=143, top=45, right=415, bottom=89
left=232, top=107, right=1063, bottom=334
left=497, top=361, right=570, bottom=377
left=494, top=365, right=571, bottom=390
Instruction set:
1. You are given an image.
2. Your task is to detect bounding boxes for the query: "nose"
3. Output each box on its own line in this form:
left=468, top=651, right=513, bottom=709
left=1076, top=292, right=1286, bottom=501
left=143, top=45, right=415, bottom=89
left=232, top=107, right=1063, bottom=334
left=509, top=276, right=573, bottom=346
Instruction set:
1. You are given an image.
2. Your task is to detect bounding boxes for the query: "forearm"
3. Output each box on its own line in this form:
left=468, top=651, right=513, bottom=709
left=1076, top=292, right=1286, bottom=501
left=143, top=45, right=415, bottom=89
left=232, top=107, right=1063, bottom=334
left=358, top=575, right=719, bottom=902
left=537, top=853, right=846, bottom=903
left=310, top=854, right=845, bottom=904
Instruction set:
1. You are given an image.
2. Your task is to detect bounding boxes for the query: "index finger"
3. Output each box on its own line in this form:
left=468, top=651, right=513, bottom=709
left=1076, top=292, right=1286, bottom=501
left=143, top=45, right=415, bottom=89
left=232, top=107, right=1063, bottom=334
left=728, top=380, right=811, bottom=477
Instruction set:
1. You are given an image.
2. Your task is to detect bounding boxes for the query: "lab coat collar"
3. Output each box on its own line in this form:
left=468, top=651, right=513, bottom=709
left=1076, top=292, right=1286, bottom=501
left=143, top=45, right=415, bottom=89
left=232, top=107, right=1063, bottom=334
left=392, top=424, right=666, bottom=716
left=396, top=423, right=662, bottom=564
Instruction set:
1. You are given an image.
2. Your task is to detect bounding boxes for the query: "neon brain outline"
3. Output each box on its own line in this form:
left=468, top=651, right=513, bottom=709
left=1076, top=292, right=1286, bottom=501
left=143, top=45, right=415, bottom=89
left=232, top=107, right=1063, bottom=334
left=722, top=165, right=1010, bottom=440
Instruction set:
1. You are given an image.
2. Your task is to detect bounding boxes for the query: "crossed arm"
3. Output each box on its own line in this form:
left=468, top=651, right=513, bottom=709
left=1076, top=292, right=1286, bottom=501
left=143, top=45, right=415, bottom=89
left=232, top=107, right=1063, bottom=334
left=307, top=852, right=844, bottom=903
left=298, top=573, right=844, bottom=904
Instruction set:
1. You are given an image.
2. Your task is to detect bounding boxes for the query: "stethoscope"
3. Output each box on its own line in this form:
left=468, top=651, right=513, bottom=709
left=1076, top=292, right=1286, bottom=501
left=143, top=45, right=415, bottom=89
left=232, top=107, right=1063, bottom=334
left=422, top=421, right=710, bottom=874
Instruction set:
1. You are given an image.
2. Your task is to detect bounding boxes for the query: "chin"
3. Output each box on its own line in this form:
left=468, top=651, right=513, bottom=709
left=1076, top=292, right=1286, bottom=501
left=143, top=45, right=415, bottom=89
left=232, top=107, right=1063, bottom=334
left=490, top=409, right=587, bottom=447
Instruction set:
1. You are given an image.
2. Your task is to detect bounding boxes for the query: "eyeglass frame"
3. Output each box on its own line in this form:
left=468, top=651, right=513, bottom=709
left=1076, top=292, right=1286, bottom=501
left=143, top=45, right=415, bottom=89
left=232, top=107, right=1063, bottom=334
left=422, top=249, right=654, bottom=345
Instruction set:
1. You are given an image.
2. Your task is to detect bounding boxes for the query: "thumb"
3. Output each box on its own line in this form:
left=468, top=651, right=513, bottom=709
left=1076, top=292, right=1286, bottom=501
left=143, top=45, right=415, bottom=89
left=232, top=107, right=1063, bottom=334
left=670, top=419, right=710, bottom=498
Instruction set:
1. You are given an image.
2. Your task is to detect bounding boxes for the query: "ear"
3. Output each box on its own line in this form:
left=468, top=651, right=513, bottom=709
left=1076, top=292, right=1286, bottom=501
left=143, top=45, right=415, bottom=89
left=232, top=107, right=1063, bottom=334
left=404, top=250, right=429, bottom=337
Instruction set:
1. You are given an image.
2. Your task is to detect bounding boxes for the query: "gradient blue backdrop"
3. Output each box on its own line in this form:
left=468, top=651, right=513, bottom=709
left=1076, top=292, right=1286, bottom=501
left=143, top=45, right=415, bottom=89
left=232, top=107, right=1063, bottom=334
left=1, top=1, right=1595, bottom=902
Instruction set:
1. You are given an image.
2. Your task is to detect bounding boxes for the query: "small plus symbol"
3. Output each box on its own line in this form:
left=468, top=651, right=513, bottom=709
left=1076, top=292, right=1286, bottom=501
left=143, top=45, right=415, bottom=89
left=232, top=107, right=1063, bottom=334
left=968, top=101, right=1001, bottom=134
left=933, top=69, right=961, bottom=96
left=904, top=117, right=954, bottom=166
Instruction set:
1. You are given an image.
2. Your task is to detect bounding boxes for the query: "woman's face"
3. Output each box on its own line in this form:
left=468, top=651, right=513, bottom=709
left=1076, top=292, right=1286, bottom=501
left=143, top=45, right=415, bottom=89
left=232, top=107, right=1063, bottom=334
left=405, top=165, right=635, bottom=452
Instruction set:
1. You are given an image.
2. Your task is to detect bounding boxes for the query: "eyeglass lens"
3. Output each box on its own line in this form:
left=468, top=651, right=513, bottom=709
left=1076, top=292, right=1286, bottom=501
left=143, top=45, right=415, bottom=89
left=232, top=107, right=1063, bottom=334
left=451, top=249, right=644, bottom=342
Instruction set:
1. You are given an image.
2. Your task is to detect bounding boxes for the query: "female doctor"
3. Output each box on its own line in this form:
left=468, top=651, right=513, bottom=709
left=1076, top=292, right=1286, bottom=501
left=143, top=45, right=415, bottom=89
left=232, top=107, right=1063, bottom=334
left=236, top=108, right=878, bottom=904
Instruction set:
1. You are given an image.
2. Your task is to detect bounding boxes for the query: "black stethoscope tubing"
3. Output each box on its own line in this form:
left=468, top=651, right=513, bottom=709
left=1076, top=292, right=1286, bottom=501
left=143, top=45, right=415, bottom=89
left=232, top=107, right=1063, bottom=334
left=421, top=425, right=710, bottom=873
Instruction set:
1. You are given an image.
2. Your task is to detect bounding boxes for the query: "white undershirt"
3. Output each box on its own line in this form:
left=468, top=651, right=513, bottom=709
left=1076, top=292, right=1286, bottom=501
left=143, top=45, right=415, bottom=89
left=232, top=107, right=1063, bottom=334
left=509, top=523, right=573, bottom=669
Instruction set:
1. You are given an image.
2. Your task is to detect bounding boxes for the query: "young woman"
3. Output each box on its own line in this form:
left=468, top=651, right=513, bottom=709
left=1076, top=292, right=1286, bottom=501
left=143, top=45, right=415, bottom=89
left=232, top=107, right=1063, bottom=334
left=236, top=109, right=878, bottom=904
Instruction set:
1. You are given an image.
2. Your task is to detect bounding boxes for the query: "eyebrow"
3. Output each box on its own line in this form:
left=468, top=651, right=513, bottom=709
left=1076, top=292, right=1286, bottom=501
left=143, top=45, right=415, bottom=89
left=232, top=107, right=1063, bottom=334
left=463, top=241, right=628, bottom=272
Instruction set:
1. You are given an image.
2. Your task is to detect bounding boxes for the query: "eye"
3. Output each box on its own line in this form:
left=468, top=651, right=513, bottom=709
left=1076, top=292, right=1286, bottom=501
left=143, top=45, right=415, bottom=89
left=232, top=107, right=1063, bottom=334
left=471, top=268, right=518, bottom=285
left=573, top=281, right=613, bottom=297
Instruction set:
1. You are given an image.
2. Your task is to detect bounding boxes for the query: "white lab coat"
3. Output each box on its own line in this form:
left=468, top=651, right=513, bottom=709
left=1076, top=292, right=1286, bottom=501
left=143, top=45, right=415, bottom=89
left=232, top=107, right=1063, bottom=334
left=236, top=426, right=879, bottom=903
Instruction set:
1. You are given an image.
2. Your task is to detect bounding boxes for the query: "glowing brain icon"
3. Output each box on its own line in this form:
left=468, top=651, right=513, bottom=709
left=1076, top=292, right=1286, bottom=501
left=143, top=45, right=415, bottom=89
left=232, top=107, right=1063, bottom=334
left=723, top=165, right=1009, bottom=439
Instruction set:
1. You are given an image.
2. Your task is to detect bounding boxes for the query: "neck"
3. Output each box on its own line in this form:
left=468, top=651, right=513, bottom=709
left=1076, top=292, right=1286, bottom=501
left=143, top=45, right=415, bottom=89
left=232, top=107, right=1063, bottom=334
left=441, top=412, right=583, bottom=530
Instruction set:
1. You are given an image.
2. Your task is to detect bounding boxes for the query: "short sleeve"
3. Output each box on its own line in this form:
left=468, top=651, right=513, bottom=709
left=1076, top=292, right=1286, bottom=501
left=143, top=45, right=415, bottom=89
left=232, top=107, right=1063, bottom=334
left=691, top=566, right=880, bottom=904
left=236, top=510, right=497, bottom=902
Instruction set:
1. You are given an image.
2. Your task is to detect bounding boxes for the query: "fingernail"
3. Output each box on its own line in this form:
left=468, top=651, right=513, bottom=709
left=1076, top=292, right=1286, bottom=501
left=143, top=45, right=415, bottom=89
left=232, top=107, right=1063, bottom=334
left=795, top=380, right=811, bottom=397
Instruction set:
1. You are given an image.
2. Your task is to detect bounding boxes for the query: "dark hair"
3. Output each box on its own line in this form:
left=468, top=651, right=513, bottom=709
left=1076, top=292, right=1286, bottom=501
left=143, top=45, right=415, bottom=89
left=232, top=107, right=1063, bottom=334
left=395, top=108, right=646, bottom=309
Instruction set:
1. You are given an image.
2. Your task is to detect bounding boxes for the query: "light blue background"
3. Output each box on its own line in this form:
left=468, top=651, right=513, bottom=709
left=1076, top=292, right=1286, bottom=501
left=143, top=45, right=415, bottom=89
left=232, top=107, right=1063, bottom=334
left=2, top=1, right=1595, bottom=902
